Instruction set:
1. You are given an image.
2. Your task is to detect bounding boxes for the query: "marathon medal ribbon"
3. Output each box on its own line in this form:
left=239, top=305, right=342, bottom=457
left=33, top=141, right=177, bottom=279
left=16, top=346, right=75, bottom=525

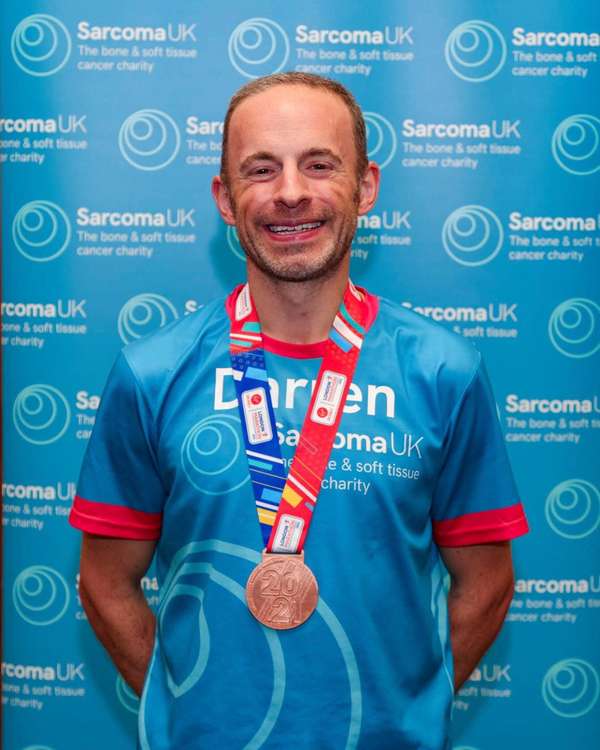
left=229, top=280, right=370, bottom=629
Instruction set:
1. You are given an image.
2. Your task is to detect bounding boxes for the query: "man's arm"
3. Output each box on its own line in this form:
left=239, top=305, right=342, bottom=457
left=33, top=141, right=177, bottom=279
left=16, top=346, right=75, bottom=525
left=439, top=540, right=515, bottom=692
left=79, top=533, right=157, bottom=696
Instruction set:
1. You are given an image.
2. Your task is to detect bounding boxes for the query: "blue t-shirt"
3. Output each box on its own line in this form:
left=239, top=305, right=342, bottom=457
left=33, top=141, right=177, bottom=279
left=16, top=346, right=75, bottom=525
left=70, top=291, right=528, bottom=750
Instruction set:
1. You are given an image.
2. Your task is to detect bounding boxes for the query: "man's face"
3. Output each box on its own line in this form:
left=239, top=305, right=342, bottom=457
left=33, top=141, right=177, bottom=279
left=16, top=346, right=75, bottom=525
left=214, top=85, right=377, bottom=283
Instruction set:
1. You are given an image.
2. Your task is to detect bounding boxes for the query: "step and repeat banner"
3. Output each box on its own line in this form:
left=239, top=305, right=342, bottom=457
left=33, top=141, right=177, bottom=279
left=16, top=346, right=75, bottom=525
left=2, top=0, right=599, bottom=748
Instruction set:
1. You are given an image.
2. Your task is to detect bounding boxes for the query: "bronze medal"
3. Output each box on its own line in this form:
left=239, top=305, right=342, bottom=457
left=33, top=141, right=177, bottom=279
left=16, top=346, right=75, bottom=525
left=246, top=550, right=318, bottom=630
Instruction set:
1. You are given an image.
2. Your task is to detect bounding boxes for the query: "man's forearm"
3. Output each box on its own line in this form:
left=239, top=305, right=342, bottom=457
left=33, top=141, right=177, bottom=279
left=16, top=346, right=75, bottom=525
left=448, top=578, right=513, bottom=691
left=80, top=584, right=155, bottom=695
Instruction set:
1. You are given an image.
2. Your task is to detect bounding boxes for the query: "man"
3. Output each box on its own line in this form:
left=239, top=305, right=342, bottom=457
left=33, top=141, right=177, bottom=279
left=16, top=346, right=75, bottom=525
left=70, top=72, right=528, bottom=749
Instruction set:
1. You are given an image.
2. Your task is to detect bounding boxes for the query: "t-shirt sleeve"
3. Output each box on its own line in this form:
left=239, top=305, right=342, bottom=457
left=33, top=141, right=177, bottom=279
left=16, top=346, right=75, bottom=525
left=69, top=352, right=165, bottom=540
left=431, top=355, right=528, bottom=547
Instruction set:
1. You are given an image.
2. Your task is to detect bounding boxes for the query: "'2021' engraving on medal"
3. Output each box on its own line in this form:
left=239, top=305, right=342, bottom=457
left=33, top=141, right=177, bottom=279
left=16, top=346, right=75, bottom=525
left=246, top=555, right=318, bottom=630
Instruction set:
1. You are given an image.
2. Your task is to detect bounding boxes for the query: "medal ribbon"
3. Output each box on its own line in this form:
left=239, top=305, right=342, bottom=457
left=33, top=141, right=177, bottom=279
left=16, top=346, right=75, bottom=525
left=229, top=281, right=370, bottom=553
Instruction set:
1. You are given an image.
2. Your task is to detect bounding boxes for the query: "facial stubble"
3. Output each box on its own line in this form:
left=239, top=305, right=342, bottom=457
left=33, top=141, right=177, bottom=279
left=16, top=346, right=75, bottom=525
left=230, top=186, right=361, bottom=283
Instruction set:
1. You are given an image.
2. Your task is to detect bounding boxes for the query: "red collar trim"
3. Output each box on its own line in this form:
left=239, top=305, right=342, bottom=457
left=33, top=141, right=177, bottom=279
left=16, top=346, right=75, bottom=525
left=261, top=333, right=327, bottom=358
left=225, top=282, right=379, bottom=360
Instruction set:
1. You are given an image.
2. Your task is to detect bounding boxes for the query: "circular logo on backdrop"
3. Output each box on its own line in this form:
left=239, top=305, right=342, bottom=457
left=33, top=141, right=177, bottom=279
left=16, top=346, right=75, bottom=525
left=13, top=565, right=71, bottom=626
left=542, top=659, right=599, bottom=718
left=227, top=225, right=246, bottom=262
left=445, top=20, right=506, bottom=82
left=13, top=384, right=71, bottom=445
left=118, top=109, right=181, bottom=171
left=181, top=414, right=249, bottom=494
left=442, top=205, right=504, bottom=266
left=117, top=293, right=179, bottom=344
left=116, top=674, right=140, bottom=713
left=545, top=479, right=600, bottom=540
left=363, top=112, right=397, bottom=169
left=548, top=298, right=600, bottom=358
left=12, top=200, right=71, bottom=262
left=22, top=746, right=55, bottom=750
left=551, top=115, right=600, bottom=176
left=228, top=18, right=290, bottom=79
left=11, top=14, right=71, bottom=77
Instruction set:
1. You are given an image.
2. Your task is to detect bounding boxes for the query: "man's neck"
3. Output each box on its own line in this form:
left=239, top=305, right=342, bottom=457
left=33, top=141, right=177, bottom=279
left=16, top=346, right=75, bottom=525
left=247, top=262, right=349, bottom=344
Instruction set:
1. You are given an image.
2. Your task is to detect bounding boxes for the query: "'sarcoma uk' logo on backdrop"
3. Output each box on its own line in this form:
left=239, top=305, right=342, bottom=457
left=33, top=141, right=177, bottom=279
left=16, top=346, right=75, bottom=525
left=117, top=293, right=179, bottom=344
left=12, top=565, right=71, bottom=626
left=444, top=20, right=506, bottom=82
left=11, top=14, right=71, bottom=76
left=228, top=18, right=290, bottom=78
left=442, top=205, right=504, bottom=266
left=542, top=659, right=599, bottom=718
left=13, top=384, right=71, bottom=445
left=548, top=298, right=600, bottom=358
left=363, top=112, right=397, bottom=169
left=551, top=114, right=600, bottom=176
left=545, top=479, right=600, bottom=540
left=118, top=109, right=181, bottom=171
left=12, top=200, right=71, bottom=262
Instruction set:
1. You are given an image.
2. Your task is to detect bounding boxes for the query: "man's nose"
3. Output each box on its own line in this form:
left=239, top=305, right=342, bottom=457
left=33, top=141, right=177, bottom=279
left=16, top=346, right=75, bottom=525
left=273, top=165, right=310, bottom=208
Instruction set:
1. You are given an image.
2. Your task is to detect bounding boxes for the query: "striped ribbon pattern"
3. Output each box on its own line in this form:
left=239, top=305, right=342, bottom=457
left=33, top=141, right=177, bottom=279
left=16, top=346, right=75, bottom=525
left=229, top=281, right=369, bottom=553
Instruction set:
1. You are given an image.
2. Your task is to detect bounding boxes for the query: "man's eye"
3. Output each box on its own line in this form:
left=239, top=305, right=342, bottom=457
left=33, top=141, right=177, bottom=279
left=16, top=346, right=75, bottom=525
left=252, top=167, right=271, bottom=176
left=309, top=162, right=330, bottom=171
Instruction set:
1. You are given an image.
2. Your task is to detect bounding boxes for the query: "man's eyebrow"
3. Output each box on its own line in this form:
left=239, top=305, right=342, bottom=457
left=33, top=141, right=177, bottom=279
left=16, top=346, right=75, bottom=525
left=302, top=148, right=342, bottom=164
left=238, top=148, right=342, bottom=173
left=239, top=151, right=278, bottom=173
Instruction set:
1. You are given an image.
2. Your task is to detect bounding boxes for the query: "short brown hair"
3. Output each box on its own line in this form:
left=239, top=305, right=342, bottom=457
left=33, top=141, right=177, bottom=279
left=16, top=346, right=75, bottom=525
left=220, top=72, right=368, bottom=185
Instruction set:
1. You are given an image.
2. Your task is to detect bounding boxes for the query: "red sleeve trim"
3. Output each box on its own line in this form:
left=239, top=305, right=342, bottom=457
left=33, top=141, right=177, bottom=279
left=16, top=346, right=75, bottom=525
left=69, top=495, right=162, bottom=540
left=433, top=502, right=529, bottom=547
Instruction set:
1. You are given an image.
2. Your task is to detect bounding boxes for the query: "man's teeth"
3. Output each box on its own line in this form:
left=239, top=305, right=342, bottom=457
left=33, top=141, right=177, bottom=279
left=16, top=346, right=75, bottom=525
left=268, top=222, right=322, bottom=233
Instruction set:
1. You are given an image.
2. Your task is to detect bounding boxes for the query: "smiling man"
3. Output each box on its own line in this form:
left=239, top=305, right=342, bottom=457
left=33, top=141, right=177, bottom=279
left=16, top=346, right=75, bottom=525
left=70, top=73, right=528, bottom=749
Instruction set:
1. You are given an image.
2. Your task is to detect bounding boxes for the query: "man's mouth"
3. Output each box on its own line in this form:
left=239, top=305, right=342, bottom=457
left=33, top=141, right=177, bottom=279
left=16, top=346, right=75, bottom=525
left=266, top=221, right=324, bottom=235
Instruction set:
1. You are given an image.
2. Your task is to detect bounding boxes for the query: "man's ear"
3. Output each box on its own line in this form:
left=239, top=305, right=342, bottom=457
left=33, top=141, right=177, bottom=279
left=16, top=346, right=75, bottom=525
left=211, top=176, right=236, bottom=225
left=357, top=162, right=380, bottom=216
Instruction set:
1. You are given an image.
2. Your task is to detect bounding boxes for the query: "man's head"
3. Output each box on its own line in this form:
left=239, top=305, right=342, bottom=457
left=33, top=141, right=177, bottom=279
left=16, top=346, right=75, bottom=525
left=220, top=72, right=369, bottom=187
left=212, top=72, right=379, bottom=283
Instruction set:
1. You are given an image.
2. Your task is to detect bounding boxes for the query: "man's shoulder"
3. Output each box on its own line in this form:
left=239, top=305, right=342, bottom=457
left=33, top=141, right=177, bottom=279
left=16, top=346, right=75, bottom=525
left=375, top=294, right=481, bottom=379
left=120, top=295, right=228, bottom=388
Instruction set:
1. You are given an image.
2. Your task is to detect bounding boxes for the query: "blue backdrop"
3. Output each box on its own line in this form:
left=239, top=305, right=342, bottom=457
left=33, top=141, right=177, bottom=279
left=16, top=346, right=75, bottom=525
left=2, top=1, right=599, bottom=748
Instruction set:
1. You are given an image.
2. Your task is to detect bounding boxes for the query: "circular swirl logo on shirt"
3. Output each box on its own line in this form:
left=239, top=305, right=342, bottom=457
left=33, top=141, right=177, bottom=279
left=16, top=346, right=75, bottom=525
left=118, top=109, right=181, bottom=171
left=545, top=479, right=600, bottom=540
left=117, top=293, right=179, bottom=344
left=13, top=565, right=71, bottom=626
left=445, top=20, right=506, bottom=82
left=551, top=115, right=600, bottom=176
left=116, top=674, right=140, bottom=713
left=442, top=205, right=503, bottom=266
left=542, top=659, right=599, bottom=718
left=548, top=298, right=600, bottom=359
left=12, top=200, right=72, bottom=262
left=181, top=414, right=249, bottom=494
left=13, top=384, right=71, bottom=445
left=11, top=14, right=71, bottom=77
left=139, top=540, right=362, bottom=750
left=363, top=112, right=397, bottom=169
left=227, top=225, right=246, bottom=262
left=228, top=18, right=290, bottom=79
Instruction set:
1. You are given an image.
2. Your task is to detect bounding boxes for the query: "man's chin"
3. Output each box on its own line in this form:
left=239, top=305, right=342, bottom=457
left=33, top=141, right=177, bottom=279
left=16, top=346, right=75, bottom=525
left=249, top=254, right=347, bottom=284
